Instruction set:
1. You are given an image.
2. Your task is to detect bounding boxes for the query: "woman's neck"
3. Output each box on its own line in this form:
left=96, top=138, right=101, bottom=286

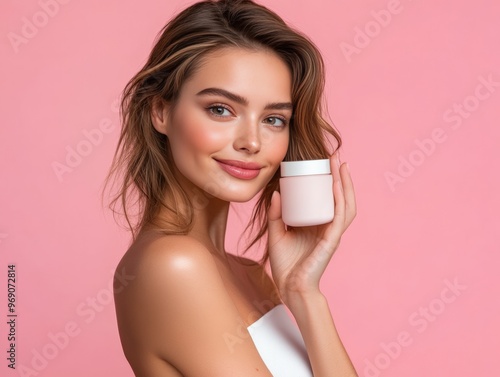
left=188, top=196, right=230, bottom=257
left=145, top=166, right=232, bottom=257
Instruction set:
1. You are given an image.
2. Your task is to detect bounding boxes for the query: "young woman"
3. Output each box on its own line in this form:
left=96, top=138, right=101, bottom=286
left=105, top=0, right=357, bottom=376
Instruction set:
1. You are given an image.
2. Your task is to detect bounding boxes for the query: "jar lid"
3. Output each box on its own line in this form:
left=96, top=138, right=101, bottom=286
left=280, top=159, right=331, bottom=177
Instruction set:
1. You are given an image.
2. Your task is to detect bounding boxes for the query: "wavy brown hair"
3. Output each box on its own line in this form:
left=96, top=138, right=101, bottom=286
left=103, top=0, right=341, bottom=262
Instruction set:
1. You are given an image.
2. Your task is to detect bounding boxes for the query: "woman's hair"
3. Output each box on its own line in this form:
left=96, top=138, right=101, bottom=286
left=104, top=0, right=341, bottom=262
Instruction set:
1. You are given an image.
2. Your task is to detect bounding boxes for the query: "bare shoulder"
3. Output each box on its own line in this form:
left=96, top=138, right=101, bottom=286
left=114, top=234, right=219, bottom=313
left=115, top=234, right=218, bottom=286
left=114, top=234, right=273, bottom=377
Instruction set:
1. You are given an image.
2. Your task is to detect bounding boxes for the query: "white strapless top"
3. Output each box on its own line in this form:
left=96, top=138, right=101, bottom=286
left=247, top=304, right=313, bottom=377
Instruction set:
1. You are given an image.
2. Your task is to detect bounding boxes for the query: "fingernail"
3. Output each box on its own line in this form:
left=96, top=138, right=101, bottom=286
left=346, top=163, right=350, bottom=173
left=336, top=152, right=341, bottom=165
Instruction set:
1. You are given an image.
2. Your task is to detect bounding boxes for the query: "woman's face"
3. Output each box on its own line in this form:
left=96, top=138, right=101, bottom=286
left=159, top=47, right=292, bottom=203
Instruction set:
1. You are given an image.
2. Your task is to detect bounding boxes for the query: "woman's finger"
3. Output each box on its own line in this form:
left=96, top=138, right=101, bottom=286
left=267, top=191, right=287, bottom=246
left=339, top=162, right=356, bottom=226
left=323, top=154, right=347, bottom=244
left=330, top=151, right=342, bottom=190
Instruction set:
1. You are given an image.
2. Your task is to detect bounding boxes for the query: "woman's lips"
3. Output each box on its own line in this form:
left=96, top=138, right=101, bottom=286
left=215, top=159, right=262, bottom=180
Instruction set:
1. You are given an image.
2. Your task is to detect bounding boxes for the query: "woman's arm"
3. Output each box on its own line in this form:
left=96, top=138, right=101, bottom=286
left=287, top=291, right=357, bottom=377
left=267, top=151, right=358, bottom=377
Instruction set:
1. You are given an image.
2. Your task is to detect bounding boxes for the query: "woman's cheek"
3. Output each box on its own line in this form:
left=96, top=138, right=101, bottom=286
left=179, top=115, right=228, bottom=151
left=261, top=127, right=289, bottom=157
left=270, top=131, right=289, bottom=163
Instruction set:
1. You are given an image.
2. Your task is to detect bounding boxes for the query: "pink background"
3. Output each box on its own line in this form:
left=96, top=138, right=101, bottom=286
left=1, top=0, right=499, bottom=376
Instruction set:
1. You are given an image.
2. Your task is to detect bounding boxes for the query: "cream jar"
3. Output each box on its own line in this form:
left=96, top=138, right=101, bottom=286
left=279, top=159, right=334, bottom=227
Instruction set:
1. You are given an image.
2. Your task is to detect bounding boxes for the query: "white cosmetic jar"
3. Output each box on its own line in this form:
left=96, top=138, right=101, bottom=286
left=279, top=159, right=334, bottom=227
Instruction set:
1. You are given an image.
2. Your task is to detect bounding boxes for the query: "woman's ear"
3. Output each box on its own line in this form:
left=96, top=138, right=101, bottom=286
left=151, top=97, right=171, bottom=135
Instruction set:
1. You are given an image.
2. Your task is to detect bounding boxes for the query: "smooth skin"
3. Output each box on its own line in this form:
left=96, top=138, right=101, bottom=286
left=114, top=47, right=358, bottom=377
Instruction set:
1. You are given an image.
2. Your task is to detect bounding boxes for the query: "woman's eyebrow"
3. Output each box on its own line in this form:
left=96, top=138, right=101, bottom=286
left=196, top=87, right=293, bottom=111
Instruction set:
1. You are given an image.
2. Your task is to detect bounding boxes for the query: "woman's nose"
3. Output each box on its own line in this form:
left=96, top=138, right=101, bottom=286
left=233, top=120, right=261, bottom=154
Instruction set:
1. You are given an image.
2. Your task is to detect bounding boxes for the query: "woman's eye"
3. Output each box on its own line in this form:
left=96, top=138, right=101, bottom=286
left=208, top=105, right=231, bottom=117
left=264, top=116, right=287, bottom=127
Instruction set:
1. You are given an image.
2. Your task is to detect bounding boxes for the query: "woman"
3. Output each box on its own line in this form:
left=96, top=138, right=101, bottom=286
left=105, top=0, right=357, bottom=375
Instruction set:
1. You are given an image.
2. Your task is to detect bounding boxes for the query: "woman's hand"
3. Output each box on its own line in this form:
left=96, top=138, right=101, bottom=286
left=267, top=151, right=356, bottom=304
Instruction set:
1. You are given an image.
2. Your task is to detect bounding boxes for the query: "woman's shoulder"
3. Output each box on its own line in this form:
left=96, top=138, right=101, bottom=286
left=113, top=232, right=220, bottom=308
left=114, top=233, right=226, bottom=311
left=115, top=232, right=279, bottom=310
left=116, top=233, right=215, bottom=278
left=113, top=232, right=275, bottom=376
